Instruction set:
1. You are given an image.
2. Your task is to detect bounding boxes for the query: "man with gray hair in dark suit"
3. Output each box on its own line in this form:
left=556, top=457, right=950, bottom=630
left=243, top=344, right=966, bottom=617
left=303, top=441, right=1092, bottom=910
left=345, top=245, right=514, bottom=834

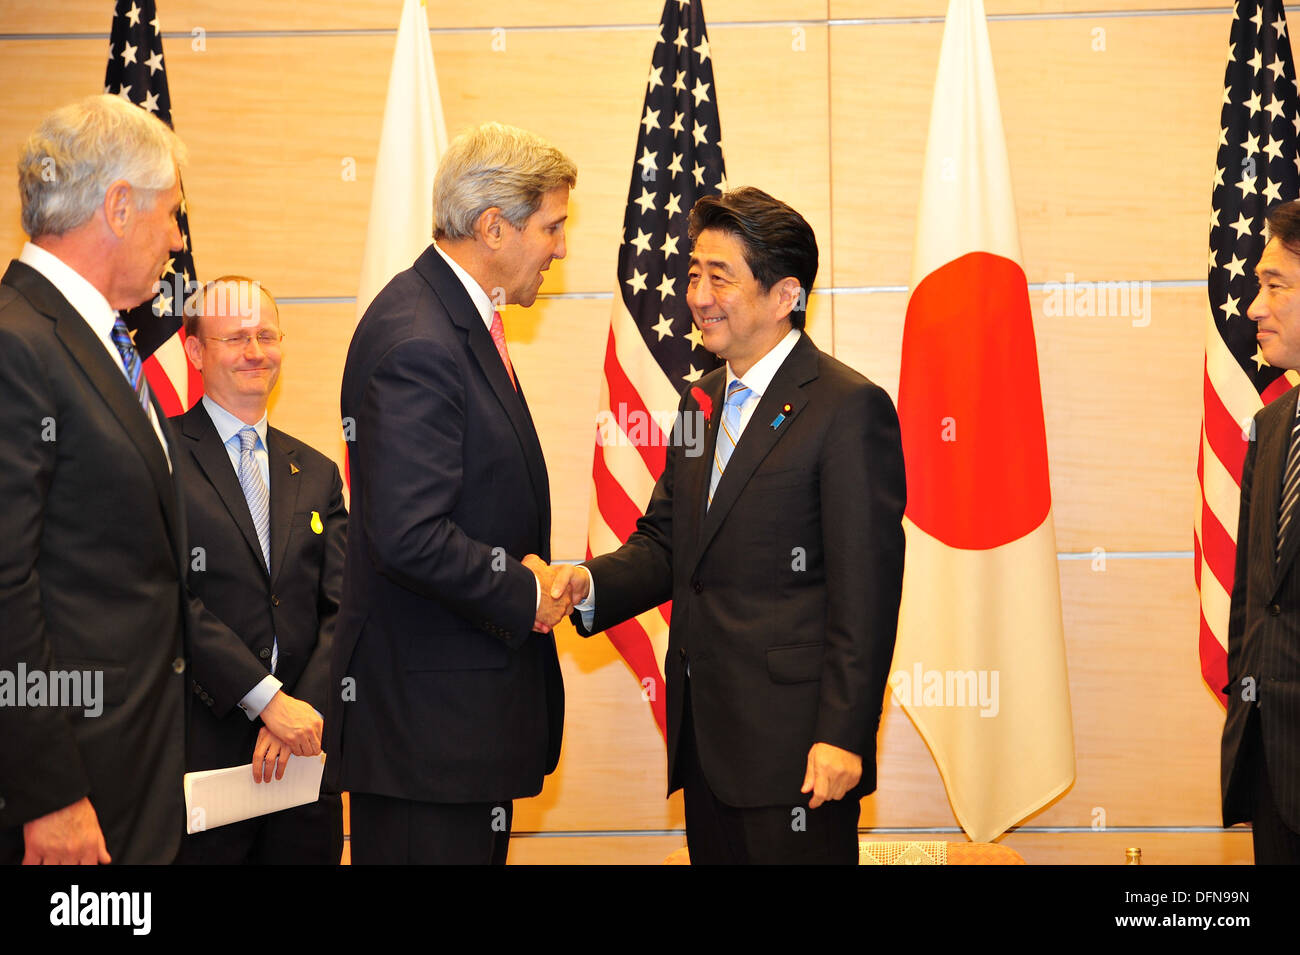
left=0, top=94, right=190, bottom=864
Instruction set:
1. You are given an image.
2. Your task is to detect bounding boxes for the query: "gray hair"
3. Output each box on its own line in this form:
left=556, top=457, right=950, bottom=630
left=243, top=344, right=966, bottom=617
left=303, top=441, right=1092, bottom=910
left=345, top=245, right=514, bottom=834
left=17, top=94, right=188, bottom=239
left=433, top=122, right=576, bottom=241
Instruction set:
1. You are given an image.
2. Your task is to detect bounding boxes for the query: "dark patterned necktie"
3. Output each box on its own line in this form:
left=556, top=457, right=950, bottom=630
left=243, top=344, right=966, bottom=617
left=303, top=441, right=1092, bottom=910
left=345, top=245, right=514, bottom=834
left=1277, top=409, right=1300, bottom=560
left=109, top=316, right=151, bottom=415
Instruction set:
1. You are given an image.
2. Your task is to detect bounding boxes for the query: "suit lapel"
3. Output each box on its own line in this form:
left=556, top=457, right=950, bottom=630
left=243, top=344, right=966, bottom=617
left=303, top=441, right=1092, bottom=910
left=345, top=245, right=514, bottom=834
left=268, top=429, right=301, bottom=586
left=415, top=247, right=552, bottom=554
left=1268, top=389, right=1300, bottom=595
left=693, top=335, right=818, bottom=568
left=514, top=377, right=552, bottom=556
left=52, top=296, right=175, bottom=516
left=2, top=262, right=182, bottom=559
left=181, top=406, right=268, bottom=578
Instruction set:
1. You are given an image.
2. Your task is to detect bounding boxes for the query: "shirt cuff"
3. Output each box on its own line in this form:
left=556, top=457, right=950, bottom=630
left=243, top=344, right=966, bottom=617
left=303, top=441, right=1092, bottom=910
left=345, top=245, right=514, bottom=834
left=574, top=566, right=596, bottom=630
left=238, top=675, right=284, bottom=721
left=574, top=566, right=596, bottom=611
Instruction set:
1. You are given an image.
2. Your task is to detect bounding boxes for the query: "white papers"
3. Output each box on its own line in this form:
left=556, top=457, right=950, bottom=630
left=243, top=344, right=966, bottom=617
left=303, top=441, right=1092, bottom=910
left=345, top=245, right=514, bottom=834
left=184, top=754, right=326, bottom=833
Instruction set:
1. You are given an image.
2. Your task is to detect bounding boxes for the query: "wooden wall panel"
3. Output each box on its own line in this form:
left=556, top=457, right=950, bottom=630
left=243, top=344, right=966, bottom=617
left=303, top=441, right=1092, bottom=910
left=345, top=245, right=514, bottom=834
left=1046, top=559, right=1223, bottom=829
left=0, top=2, right=1235, bottom=36
left=0, top=41, right=106, bottom=245
left=829, top=14, right=1224, bottom=288
left=832, top=1, right=1226, bottom=17
left=833, top=287, right=1206, bottom=554
left=2, top=0, right=830, bottom=36
left=266, top=302, right=353, bottom=468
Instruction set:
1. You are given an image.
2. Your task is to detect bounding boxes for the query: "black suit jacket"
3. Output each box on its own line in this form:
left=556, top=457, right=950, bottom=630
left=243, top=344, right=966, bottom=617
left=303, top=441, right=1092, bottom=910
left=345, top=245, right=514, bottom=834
left=0, top=260, right=189, bottom=863
left=328, top=245, right=564, bottom=803
left=173, top=402, right=345, bottom=772
left=1223, top=384, right=1300, bottom=830
left=574, top=333, right=906, bottom=808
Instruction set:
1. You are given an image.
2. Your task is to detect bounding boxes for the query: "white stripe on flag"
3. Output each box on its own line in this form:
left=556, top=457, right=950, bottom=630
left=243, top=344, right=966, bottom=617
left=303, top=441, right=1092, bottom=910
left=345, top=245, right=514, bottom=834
left=1205, top=308, right=1266, bottom=425
left=1202, top=429, right=1244, bottom=549
left=610, top=298, right=680, bottom=421
left=1199, top=548, right=1232, bottom=655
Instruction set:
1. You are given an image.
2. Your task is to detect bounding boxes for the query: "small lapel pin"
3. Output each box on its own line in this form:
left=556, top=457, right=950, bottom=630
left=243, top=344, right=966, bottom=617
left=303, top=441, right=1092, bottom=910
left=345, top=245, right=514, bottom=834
left=770, top=404, right=792, bottom=431
left=310, top=510, right=323, bottom=535
left=289, top=462, right=301, bottom=475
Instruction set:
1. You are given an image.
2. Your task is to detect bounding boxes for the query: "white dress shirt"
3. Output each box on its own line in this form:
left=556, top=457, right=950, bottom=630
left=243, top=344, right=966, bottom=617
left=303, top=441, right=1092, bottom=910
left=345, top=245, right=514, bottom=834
left=434, top=241, right=497, bottom=334
left=19, top=242, right=170, bottom=464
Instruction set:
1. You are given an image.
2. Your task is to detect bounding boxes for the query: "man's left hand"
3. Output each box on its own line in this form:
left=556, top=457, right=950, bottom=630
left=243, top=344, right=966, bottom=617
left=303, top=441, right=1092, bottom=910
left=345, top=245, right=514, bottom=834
left=801, top=742, right=862, bottom=809
left=252, top=726, right=293, bottom=783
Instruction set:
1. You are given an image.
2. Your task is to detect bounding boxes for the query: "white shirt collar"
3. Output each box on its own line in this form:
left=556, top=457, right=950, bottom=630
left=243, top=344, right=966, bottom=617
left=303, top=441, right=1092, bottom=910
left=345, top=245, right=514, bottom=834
left=202, top=394, right=268, bottom=450
left=433, top=241, right=496, bottom=332
left=19, top=241, right=119, bottom=339
left=725, top=327, right=802, bottom=399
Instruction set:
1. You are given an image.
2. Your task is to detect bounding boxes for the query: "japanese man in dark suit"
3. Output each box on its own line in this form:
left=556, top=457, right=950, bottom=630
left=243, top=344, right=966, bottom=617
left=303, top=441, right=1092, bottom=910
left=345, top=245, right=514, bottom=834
left=553, top=188, right=906, bottom=864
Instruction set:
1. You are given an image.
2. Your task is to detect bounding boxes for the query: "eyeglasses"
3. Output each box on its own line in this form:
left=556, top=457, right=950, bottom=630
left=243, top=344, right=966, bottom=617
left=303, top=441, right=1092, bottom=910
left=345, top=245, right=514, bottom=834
left=203, top=330, right=285, bottom=349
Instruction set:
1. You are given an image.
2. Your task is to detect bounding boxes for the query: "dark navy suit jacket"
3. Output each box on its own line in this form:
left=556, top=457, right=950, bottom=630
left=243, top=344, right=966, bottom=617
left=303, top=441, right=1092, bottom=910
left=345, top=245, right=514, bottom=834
left=328, top=245, right=563, bottom=803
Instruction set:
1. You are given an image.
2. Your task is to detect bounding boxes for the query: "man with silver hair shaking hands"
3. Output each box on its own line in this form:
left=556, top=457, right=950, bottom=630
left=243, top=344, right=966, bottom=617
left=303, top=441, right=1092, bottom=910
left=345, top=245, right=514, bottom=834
left=330, top=122, right=576, bottom=864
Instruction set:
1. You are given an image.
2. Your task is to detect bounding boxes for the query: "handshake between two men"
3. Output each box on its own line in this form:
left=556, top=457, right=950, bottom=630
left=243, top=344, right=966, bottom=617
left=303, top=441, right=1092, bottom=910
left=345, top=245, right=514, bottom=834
left=524, top=555, right=591, bottom=634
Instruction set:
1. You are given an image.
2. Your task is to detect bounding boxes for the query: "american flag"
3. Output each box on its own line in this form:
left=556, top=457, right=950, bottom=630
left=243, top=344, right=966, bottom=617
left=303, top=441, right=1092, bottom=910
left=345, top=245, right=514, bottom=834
left=103, top=0, right=201, bottom=415
left=1199, top=0, right=1299, bottom=705
left=586, top=0, right=726, bottom=737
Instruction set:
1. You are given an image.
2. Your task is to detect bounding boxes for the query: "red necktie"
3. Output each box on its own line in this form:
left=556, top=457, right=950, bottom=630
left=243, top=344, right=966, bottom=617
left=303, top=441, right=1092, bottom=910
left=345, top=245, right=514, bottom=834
left=489, top=309, right=517, bottom=390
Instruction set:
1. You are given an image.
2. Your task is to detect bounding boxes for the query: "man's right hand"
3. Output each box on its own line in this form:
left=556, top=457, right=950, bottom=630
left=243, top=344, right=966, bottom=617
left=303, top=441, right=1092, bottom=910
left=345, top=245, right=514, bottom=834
left=524, top=554, right=575, bottom=633
left=259, top=690, right=323, bottom=756
left=549, top=563, right=592, bottom=606
left=22, top=796, right=111, bottom=865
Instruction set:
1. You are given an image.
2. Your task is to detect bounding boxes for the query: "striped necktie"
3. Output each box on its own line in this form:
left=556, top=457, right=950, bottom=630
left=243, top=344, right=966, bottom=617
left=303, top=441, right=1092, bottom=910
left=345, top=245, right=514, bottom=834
left=109, top=316, right=151, bottom=414
left=708, top=379, right=752, bottom=509
left=1278, top=409, right=1300, bottom=560
left=236, top=426, right=272, bottom=572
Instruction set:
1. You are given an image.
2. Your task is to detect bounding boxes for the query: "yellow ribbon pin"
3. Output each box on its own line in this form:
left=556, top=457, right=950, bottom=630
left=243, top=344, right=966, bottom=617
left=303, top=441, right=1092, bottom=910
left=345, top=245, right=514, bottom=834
left=310, top=511, right=323, bottom=535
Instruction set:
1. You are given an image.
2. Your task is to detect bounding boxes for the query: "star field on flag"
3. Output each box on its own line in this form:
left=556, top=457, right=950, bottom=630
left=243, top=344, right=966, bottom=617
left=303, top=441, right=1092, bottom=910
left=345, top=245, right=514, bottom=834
left=103, top=0, right=199, bottom=363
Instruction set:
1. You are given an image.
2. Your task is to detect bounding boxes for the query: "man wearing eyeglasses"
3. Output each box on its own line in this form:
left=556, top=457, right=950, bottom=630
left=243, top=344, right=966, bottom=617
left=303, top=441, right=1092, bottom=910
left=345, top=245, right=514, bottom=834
left=172, top=276, right=346, bottom=864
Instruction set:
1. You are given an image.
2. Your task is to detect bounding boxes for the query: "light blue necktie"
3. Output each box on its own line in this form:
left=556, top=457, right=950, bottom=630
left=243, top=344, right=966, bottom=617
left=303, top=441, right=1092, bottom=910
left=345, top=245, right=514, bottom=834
left=236, top=427, right=272, bottom=572
left=109, top=316, right=151, bottom=414
left=237, top=427, right=276, bottom=673
left=708, top=379, right=752, bottom=509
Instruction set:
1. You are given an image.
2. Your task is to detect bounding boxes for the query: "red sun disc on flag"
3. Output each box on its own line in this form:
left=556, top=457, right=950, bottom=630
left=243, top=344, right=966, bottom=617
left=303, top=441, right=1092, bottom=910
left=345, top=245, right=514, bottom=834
left=898, top=250, right=1052, bottom=550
